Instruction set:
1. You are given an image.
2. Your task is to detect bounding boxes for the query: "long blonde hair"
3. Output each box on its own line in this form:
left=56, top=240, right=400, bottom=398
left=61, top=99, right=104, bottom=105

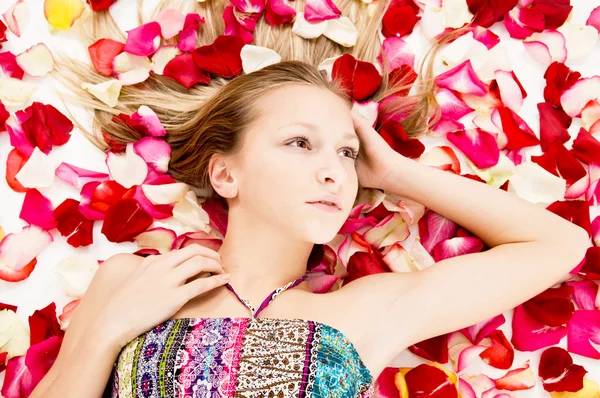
left=52, top=0, right=472, bottom=205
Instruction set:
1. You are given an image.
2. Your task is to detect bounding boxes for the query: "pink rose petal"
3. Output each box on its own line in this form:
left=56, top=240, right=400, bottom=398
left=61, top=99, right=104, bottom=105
left=560, top=76, right=600, bottom=118
left=55, top=162, right=109, bottom=189
left=15, top=43, right=55, bottom=76
left=155, top=8, right=185, bottom=39
left=2, top=0, right=29, bottom=38
left=0, top=225, right=53, bottom=271
left=586, top=6, right=600, bottom=33
left=523, top=30, right=567, bottom=67
left=447, top=128, right=500, bottom=169
left=377, top=37, right=415, bottom=71
left=112, top=52, right=152, bottom=85
left=567, top=310, right=600, bottom=360
left=123, top=21, right=161, bottom=56
left=434, top=59, right=488, bottom=96
left=304, top=0, right=341, bottom=22
left=133, top=136, right=171, bottom=174
left=178, top=13, right=204, bottom=51
left=131, top=106, right=167, bottom=137
left=435, top=87, right=475, bottom=120
left=223, top=6, right=254, bottom=44
left=0, top=51, right=25, bottom=80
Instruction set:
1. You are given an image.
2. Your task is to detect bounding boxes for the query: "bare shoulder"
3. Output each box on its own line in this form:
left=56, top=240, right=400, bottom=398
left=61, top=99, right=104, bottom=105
left=325, top=272, right=422, bottom=376
left=51, top=252, right=143, bottom=371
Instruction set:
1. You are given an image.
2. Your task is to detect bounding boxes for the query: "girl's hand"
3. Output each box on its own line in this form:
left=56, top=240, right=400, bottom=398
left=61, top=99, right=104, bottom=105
left=104, top=245, right=230, bottom=349
left=352, top=113, right=403, bottom=191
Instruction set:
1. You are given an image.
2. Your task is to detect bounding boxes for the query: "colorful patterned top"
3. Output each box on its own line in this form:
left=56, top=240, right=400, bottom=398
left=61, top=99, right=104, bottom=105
left=104, top=273, right=374, bottom=397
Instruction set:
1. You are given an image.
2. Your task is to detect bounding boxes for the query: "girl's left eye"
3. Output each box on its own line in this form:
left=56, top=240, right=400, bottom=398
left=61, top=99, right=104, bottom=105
left=289, top=135, right=359, bottom=160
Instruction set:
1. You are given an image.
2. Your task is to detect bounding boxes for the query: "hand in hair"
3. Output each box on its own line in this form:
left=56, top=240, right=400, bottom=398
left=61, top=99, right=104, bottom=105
left=351, top=113, right=404, bottom=191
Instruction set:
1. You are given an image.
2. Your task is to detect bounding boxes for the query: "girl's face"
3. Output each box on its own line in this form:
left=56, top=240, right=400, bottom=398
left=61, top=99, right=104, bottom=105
left=222, top=83, right=361, bottom=244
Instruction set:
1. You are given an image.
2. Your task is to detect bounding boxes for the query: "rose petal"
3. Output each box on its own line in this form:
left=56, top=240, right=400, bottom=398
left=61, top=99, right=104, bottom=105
left=130, top=106, right=167, bottom=137
left=0, top=76, right=36, bottom=106
left=178, top=13, right=204, bottom=51
left=192, top=35, right=244, bottom=78
left=155, top=8, right=185, bottom=39
left=106, top=142, right=148, bottom=188
left=447, top=128, right=500, bottom=169
left=53, top=254, right=99, bottom=297
left=43, top=0, right=84, bottom=30
left=0, top=51, right=25, bottom=80
left=523, top=30, right=567, bottom=67
left=332, top=54, right=381, bottom=101
left=15, top=43, right=55, bottom=76
left=0, top=309, right=29, bottom=359
left=101, top=198, right=153, bottom=243
left=16, top=102, right=74, bottom=156
left=54, top=163, right=109, bottom=189
left=0, top=225, right=53, bottom=271
left=112, top=52, right=152, bottom=85
left=304, top=0, right=341, bottom=22
left=133, top=227, right=177, bottom=253
left=150, top=45, right=180, bottom=75
left=140, top=183, right=189, bottom=205
left=163, top=52, right=210, bottom=89
left=3, top=0, right=29, bottom=37
left=567, top=310, right=600, bottom=359
left=81, top=79, right=123, bottom=107
left=292, top=11, right=327, bottom=39
left=323, top=17, right=358, bottom=47
left=132, top=136, right=171, bottom=173
left=53, top=198, right=94, bottom=248
left=265, top=0, right=296, bottom=26
left=14, top=147, right=55, bottom=188
left=558, top=23, right=598, bottom=61
left=19, top=188, right=58, bottom=230
left=88, top=38, right=125, bottom=76
left=172, top=190, right=211, bottom=232
left=123, top=21, right=162, bottom=56
left=434, top=59, right=488, bottom=96
left=587, top=6, right=600, bottom=33
left=88, top=0, right=117, bottom=11
left=222, top=6, right=254, bottom=44
left=560, top=76, right=600, bottom=118
left=240, top=44, right=282, bottom=74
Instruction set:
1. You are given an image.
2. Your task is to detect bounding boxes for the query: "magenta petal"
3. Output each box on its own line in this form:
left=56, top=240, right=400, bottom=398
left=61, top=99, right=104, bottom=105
left=566, top=280, right=598, bottom=311
left=0, top=51, right=25, bottom=79
left=133, top=185, right=174, bottom=219
left=55, top=162, right=109, bottom=189
left=79, top=181, right=106, bottom=221
left=6, top=116, right=34, bottom=157
left=178, top=13, right=204, bottom=52
left=1, top=355, right=33, bottom=398
left=434, top=60, right=488, bottom=97
left=435, top=88, right=474, bottom=120
left=567, top=310, right=600, bottom=359
left=304, top=0, right=341, bottom=22
left=587, top=6, right=600, bottom=33
left=123, top=21, right=162, bottom=56
left=19, top=188, right=58, bottom=230
left=133, top=136, right=171, bottom=174
left=511, top=304, right=567, bottom=351
left=378, top=37, right=415, bottom=71
left=25, top=336, right=63, bottom=390
left=446, top=128, right=500, bottom=169
left=222, top=6, right=254, bottom=44
left=462, top=314, right=507, bottom=344
left=432, top=236, right=484, bottom=262
left=130, top=105, right=166, bottom=137
left=230, top=0, right=266, bottom=14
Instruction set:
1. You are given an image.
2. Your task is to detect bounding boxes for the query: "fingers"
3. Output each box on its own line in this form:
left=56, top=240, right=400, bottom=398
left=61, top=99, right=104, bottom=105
left=157, top=244, right=221, bottom=269
left=179, top=274, right=230, bottom=302
left=171, top=256, right=225, bottom=283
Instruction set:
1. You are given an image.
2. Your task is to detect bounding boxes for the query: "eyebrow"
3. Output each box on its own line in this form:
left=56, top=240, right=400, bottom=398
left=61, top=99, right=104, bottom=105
left=278, top=122, right=360, bottom=144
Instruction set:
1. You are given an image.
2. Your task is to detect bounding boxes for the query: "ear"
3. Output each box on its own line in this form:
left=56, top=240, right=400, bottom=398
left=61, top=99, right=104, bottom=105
left=208, top=153, right=238, bottom=199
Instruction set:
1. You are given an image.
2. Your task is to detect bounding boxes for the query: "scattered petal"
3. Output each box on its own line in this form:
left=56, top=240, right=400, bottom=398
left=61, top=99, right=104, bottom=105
left=150, top=45, right=180, bottom=75
left=53, top=254, right=99, bottom=297
left=192, top=35, right=244, bottom=78
left=43, top=0, right=84, bottom=30
left=88, top=38, right=125, bottom=76
left=0, top=51, right=25, bottom=80
left=292, top=11, right=327, bottom=39
left=3, top=0, right=29, bottom=37
left=155, top=8, right=185, bottom=39
left=81, top=79, right=123, bottom=107
left=101, top=198, right=153, bottom=243
left=0, top=225, right=53, bottom=272
left=178, top=13, right=204, bottom=51
left=130, top=106, right=167, bottom=137
left=323, top=17, right=358, bottom=47
left=134, top=227, right=177, bottom=253
left=0, top=76, right=37, bottom=106
left=434, top=59, right=488, bottom=96
left=163, top=52, right=210, bottom=89
left=304, top=0, right=341, bottom=22
left=106, top=142, right=148, bottom=188
left=133, top=136, right=171, bottom=173
left=15, top=43, right=55, bottom=76
left=14, top=147, right=55, bottom=188
left=53, top=198, right=94, bottom=247
left=123, top=21, right=162, bottom=56
left=240, top=45, right=281, bottom=74
left=112, top=52, right=152, bottom=85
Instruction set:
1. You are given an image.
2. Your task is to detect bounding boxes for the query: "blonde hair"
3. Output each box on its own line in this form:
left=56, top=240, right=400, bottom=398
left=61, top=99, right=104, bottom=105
left=52, top=0, right=473, bottom=206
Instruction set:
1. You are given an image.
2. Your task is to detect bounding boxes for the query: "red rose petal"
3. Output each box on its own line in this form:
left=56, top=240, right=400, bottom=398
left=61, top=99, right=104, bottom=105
left=87, top=0, right=117, bottom=11
left=101, top=198, right=153, bottom=242
left=468, top=0, right=519, bottom=28
left=0, top=51, right=25, bottom=79
left=17, top=102, right=74, bottom=155
left=53, top=198, right=94, bottom=248
left=382, top=5, right=419, bottom=38
left=332, top=54, right=382, bottom=101
left=192, top=35, right=244, bottom=78
left=88, top=38, right=125, bottom=76
left=163, top=52, right=210, bottom=89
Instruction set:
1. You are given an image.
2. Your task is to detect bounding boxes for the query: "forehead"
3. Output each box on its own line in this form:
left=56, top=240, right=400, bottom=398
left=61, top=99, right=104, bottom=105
left=252, top=84, right=355, bottom=132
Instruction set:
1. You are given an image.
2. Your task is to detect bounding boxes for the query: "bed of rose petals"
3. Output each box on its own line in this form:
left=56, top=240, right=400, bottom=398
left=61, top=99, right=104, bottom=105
left=1, top=0, right=600, bottom=396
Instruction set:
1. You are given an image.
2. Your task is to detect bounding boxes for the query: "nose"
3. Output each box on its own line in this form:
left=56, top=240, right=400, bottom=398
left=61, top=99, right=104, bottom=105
left=316, top=155, right=348, bottom=187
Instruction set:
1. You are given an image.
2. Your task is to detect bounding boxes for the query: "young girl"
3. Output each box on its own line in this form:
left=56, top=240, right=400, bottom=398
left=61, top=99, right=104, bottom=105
left=30, top=0, right=588, bottom=396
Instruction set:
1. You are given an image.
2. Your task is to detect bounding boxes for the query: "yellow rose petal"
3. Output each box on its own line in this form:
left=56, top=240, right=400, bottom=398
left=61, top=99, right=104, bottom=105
left=44, top=0, right=85, bottom=30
